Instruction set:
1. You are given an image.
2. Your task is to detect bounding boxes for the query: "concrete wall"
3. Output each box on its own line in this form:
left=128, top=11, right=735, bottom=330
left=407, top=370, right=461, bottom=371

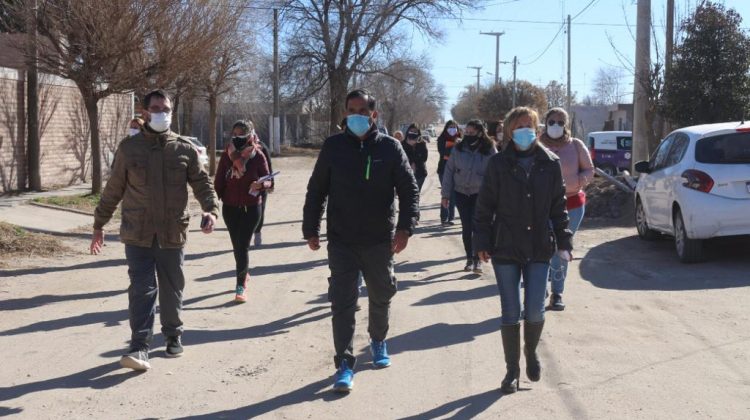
left=0, top=67, right=132, bottom=193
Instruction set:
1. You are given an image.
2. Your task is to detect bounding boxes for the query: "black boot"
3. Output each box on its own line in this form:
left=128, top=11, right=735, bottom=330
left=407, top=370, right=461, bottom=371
left=500, top=323, right=521, bottom=393
left=524, top=320, right=545, bottom=382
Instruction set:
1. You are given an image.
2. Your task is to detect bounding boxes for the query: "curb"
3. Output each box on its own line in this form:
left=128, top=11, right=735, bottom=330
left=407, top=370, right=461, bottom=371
left=28, top=201, right=95, bottom=217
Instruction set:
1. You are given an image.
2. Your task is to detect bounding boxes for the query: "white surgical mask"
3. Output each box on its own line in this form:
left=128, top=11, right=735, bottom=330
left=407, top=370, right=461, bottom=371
left=547, top=124, right=564, bottom=139
left=447, top=127, right=458, bottom=136
left=149, top=112, right=171, bottom=133
left=128, top=128, right=140, bottom=137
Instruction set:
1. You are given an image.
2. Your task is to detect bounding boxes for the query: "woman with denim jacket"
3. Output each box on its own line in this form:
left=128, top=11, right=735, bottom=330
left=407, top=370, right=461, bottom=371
left=474, top=107, right=573, bottom=394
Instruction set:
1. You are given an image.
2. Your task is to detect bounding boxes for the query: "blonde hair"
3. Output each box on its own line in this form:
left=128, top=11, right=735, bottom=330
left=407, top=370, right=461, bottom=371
left=502, top=106, right=540, bottom=146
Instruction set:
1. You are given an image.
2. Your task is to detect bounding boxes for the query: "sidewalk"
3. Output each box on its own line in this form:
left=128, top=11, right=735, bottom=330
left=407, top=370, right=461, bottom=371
left=0, top=183, right=92, bottom=209
left=0, top=183, right=93, bottom=233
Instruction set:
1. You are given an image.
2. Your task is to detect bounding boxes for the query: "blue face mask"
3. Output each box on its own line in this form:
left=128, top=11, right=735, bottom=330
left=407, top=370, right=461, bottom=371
left=512, top=127, right=537, bottom=151
left=347, top=114, right=372, bottom=137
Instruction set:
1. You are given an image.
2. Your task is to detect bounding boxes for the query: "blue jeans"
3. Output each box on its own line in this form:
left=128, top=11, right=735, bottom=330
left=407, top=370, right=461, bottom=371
left=549, top=205, right=585, bottom=295
left=493, top=262, right=550, bottom=325
left=438, top=173, right=455, bottom=222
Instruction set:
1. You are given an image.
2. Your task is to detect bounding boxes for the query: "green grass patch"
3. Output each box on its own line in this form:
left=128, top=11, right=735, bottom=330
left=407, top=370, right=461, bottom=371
left=33, top=193, right=102, bottom=213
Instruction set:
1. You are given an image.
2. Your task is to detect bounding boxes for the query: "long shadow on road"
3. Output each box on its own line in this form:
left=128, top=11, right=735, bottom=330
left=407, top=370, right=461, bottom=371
left=386, top=317, right=501, bottom=355
left=0, top=290, right=229, bottom=337
left=195, top=259, right=328, bottom=282
left=411, top=283, right=496, bottom=306
left=0, top=362, right=141, bottom=403
left=0, top=289, right=125, bottom=311
left=580, top=235, right=750, bottom=290
left=96, top=306, right=330, bottom=359
left=174, top=376, right=345, bottom=419
left=397, top=389, right=504, bottom=420
left=0, top=249, right=229, bottom=278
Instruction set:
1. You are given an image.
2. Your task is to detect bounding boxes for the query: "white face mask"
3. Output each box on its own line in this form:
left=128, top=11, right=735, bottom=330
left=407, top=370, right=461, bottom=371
left=447, top=127, right=458, bottom=136
left=128, top=128, right=140, bottom=137
left=547, top=124, right=565, bottom=139
left=149, top=112, right=171, bottom=133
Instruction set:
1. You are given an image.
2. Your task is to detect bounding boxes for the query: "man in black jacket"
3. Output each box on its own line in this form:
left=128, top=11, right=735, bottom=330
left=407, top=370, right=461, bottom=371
left=303, top=89, right=419, bottom=393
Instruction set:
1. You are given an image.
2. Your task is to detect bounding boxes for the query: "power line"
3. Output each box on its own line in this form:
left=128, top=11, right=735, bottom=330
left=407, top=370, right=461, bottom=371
left=521, top=23, right=565, bottom=65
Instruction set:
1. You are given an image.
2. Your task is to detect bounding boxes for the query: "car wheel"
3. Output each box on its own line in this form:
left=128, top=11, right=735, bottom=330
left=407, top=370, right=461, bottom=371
left=600, top=164, right=617, bottom=177
left=635, top=198, right=659, bottom=240
left=673, top=209, right=703, bottom=263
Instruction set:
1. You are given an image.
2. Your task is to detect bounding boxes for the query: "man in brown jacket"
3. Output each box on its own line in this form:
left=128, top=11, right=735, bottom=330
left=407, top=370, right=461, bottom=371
left=90, top=89, right=219, bottom=371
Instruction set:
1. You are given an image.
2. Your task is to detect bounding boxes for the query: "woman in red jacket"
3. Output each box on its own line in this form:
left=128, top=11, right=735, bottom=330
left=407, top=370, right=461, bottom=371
left=214, top=120, right=272, bottom=303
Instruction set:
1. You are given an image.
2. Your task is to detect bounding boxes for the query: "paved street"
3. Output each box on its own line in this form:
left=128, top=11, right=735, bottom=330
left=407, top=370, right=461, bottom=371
left=1, top=143, right=749, bottom=419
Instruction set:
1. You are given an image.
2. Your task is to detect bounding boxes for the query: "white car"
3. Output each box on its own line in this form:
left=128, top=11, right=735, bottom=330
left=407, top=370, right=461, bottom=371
left=183, top=136, right=209, bottom=168
left=634, top=121, right=750, bottom=263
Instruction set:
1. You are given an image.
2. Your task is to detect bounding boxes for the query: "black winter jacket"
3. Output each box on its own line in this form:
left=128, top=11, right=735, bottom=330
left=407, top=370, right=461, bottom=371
left=402, top=140, right=428, bottom=178
left=473, top=145, right=573, bottom=263
left=303, top=128, right=419, bottom=245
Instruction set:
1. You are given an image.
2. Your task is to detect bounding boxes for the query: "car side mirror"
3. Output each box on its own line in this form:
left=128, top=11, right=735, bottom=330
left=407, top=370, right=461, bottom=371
left=634, top=161, right=651, bottom=174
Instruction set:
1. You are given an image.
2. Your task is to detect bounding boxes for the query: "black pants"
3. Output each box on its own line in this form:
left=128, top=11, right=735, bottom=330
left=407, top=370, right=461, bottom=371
left=328, top=241, right=397, bottom=369
left=125, top=237, right=184, bottom=351
left=222, top=204, right=261, bottom=286
left=255, top=191, right=268, bottom=233
left=455, top=191, right=478, bottom=261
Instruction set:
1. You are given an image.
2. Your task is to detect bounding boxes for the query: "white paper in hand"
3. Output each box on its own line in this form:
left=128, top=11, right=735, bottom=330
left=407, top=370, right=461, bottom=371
left=250, top=171, right=281, bottom=196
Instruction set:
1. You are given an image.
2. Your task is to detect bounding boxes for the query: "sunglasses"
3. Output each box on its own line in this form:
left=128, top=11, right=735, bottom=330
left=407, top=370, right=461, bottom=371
left=547, top=120, right=565, bottom=127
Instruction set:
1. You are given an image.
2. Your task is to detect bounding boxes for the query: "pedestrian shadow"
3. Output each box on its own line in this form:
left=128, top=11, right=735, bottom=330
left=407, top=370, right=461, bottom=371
left=194, top=259, right=328, bottom=282
left=0, top=249, right=228, bottom=278
left=0, top=362, right=141, bottom=403
left=0, top=290, right=228, bottom=337
left=411, top=284, right=496, bottom=306
left=0, top=289, right=125, bottom=311
left=174, top=376, right=345, bottom=419
left=397, top=389, right=504, bottom=420
left=0, top=407, right=23, bottom=416
left=579, top=235, right=750, bottom=291
left=98, top=306, right=330, bottom=358
left=386, top=317, right=501, bottom=355
left=395, top=256, right=466, bottom=274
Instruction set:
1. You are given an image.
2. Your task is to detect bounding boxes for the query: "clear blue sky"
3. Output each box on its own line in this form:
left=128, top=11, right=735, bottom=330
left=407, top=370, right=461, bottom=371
left=406, top=0, right=750, bottom=120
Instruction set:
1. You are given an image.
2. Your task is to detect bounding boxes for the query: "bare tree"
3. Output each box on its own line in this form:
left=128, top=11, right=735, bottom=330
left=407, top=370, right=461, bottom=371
left=592, top=66, right=626, bottom=106
left=281, top=0, right=479, bottom=135
left=12, top=0, right=236, bottom=193
left=362, top=59, right=444, bottom=133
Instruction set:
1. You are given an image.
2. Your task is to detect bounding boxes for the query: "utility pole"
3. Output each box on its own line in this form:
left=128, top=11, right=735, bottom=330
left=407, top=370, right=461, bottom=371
left=26, top=0, right=41, bottom=191
left=272, top=8, right=281, bottom=155
left=480, top=31, right=505, bottom=86
left=632, top=0, right=651, bottom=172
left=566, top=14, right=572, bottom=110
left=512, top=56, right=518, bottom=108
left=468, top=66, right=482, bottom=92
left=664, top=0, right=675, bottom=134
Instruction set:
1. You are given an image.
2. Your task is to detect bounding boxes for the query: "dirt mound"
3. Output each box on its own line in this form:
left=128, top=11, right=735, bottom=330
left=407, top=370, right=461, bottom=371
left=0, top=222, right=70, bottom=264
left=584, top=177, right=635, bottom=222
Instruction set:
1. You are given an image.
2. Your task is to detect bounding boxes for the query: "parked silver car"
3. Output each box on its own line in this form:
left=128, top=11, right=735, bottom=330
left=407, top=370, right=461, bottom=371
left=183, top=136, right=209, bottom=168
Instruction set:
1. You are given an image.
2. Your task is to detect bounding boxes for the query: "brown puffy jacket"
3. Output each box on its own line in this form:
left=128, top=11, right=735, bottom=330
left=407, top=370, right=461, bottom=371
left=94, top=130, right=219, bottom=248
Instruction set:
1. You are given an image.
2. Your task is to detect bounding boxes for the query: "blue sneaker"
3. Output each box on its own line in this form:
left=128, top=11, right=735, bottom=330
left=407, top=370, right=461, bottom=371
left=333, top=360, right=354, bottom=393
left=370, top=340, right=391, bottom=368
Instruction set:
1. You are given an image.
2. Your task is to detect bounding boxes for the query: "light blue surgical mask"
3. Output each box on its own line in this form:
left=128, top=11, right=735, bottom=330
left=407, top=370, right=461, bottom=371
left=512, top=127, right=537, bottom=151
left=347, top=114, right=372, bottom=137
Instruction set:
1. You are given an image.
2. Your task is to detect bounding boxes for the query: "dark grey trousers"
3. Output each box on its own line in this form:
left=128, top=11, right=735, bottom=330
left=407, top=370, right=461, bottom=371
left=125, top=238, right=185, bottom=350
left=328, top=241, right=397, bottom=369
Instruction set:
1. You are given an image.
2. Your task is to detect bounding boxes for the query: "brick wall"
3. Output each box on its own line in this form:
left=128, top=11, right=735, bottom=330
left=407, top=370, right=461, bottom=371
left=0, top=67, right=132, bottom=193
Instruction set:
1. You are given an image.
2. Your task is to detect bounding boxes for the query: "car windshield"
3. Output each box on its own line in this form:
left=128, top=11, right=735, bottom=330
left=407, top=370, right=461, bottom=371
left=695, top=132, right=750, bottom=164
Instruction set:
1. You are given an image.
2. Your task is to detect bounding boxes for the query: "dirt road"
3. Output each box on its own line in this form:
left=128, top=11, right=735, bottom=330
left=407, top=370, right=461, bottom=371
left=1, top=142, right=749, bottom=419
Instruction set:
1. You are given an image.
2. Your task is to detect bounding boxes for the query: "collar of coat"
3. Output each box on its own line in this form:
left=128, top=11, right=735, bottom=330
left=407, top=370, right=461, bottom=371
left=502, top=143, right=559, bottom=164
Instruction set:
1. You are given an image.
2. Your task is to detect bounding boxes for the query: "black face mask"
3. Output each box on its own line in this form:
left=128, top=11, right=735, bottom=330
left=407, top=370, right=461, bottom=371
left=406, top=133, right=419, bottom=140
left=232, top=136, right=248, bottom=150
left=463, top=135, right=479, bottom=144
